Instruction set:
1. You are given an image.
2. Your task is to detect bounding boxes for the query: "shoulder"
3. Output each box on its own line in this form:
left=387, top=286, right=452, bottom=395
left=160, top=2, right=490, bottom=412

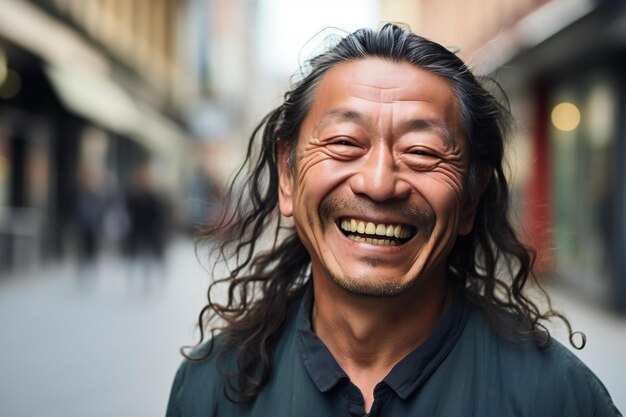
left=460, top=309, right=621, bottom=416
left=165, top=295, right=305, bottom=417
left=166, top=338, right=233, bottom=417
left=536, top=339, right=620, bottom=416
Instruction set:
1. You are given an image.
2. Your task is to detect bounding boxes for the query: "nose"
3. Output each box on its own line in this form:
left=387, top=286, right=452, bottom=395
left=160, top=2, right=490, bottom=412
left=348, top=144, right=411, bottom=201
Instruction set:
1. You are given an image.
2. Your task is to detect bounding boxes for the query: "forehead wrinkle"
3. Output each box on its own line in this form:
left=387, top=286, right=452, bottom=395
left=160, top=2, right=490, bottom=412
left=353, top=83, right=404, bottom=91
left=353, top=81, right=399, bottom=89
left=352, top=84, right=409, bottom=104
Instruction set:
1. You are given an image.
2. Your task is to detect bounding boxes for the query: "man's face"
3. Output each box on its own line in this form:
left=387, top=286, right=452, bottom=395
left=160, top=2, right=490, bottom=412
left=278, top=58, right=479, bottom=297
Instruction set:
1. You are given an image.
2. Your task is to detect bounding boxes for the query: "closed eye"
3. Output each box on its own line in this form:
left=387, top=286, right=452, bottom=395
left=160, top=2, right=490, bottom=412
left=325, top=137, right=364, bottom=159
left=332, top=138, right=357, bottom=146
left=403, top=148, right=441, bottom=170
left=408, top=149, right=437, bottom=157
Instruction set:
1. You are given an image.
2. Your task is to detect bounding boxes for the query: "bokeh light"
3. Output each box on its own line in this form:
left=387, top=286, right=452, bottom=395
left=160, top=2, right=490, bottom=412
left=0, top=69, right=21, bottom=99
left=551, top=102, right=581, bottom=132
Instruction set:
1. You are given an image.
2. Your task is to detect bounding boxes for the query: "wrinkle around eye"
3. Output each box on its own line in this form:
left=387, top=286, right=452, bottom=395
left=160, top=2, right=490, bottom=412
left=402, top=144, right=466, bottom=171
left=325, top=145, right=364, bottom=160
left=320, top=137, right=365, bottom=160
left=427, top=163, right=467, bottom=195
left=296, top=151, right=331, bottom=182
left=298, top=140, right=352, bottom=176
left=401, top=153, right=442, bottom=171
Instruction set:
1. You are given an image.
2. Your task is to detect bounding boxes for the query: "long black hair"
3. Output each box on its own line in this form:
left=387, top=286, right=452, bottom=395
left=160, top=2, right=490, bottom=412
left=188, top=23, right=582, bottom=403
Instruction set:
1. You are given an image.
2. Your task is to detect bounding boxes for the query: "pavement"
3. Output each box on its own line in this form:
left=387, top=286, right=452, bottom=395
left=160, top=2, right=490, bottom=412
left=0, top=237, right=624, bottom=417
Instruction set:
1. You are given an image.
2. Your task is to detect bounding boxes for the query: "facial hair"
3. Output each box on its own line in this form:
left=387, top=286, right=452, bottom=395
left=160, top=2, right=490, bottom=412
left=315, top=196, right=436, bottom=298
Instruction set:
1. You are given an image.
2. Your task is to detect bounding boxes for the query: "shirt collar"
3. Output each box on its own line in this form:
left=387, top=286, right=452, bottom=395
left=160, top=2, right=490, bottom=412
left=382, top=293, right=469, bottom=399
left=296, top=282, right=470, bottom=398
left=296, top=283, right=348, bottom=392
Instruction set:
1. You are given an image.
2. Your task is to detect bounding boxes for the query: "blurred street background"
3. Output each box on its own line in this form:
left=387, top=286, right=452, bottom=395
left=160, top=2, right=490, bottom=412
left=0, top=0, right=625, bottom=415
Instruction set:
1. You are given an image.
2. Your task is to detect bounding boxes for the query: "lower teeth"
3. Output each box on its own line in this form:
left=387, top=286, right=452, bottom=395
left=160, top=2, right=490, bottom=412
left=348, top=235, right=400, bottom=246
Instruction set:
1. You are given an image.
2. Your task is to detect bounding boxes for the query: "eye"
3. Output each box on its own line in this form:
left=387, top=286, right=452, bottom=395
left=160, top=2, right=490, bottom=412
left=331, top=138, right=356, bottom=147
left=325, top=137, right=363, bottom=159
left=408, top=148, right=437, bottom=157
left=404, top=147, right=441, bottom=170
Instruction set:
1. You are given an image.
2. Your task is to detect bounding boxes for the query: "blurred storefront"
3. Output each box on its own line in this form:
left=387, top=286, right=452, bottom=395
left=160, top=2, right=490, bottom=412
left=382, top=0, right=626, bottom=311
left=494, top=2, right=626, bottom=311
left=0, top=0, right=201, bottom=275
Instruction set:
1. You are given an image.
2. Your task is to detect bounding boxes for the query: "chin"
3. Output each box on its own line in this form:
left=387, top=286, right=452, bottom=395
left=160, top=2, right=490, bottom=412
left=326, top=268, right=420, bottom=298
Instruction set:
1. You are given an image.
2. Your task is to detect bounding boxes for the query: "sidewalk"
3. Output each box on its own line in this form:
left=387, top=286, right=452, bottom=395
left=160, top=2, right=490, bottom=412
left=0, top=238, right=214, bottom=417
left=0, top=239, right=624, bottom=416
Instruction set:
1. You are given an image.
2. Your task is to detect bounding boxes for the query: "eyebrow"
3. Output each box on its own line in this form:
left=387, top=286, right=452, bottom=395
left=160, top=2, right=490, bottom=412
left=399, top=118, right=456, bottom=149
left=317, top=109, right=368, bottom=127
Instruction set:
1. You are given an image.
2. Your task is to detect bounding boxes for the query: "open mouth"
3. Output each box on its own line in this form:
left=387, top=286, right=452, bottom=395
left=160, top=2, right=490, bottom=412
left=338, top=217, right=416, bottom=246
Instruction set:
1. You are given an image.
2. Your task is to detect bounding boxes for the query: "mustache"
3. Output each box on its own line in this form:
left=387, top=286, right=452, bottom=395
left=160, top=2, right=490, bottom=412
left=318, top=196, right=435, bottom=231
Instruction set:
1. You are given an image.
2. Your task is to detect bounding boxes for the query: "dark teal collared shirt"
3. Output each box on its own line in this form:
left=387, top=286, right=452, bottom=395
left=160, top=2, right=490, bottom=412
left=166, top=283, right=621, bottom=417
left=295, top=284, right=469, bottom=414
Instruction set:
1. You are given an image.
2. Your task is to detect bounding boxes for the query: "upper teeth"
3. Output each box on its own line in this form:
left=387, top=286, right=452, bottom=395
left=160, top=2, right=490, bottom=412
left=339, top=218, right=413, bottom=239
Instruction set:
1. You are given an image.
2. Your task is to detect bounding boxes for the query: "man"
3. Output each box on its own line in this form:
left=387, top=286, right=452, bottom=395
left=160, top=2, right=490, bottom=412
left=167, top=24, right=621, bottom=416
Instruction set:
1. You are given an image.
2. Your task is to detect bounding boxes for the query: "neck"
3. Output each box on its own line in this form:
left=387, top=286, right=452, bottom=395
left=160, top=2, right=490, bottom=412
left=311, top=269, right=451, bottom=411
left=312, top=277, right=450, bottom=367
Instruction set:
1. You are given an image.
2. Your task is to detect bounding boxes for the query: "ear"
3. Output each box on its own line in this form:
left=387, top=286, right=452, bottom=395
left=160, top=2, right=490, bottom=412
left=458, top=166, right=492, bottom=236
left=276, top=139, right=294, bottom=217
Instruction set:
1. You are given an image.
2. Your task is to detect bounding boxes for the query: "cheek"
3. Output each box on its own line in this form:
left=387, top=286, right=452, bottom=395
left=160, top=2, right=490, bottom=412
left=433, top=160, right=467, bottom=192
left=412, top=171, right=465, bottom=219
left=293, top=156, right=352, bottom=207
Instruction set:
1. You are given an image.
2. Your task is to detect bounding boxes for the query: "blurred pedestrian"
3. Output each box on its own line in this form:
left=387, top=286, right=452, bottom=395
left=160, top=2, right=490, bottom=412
left=126, top=163, right=169, bottom=292
left=75, top=166, right=106, bottom=283
left=167, top=25, right=621, bottom=416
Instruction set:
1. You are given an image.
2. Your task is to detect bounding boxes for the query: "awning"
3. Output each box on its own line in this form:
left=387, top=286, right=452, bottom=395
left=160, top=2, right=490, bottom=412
left=470, top=0, right=595, bottom=75
left=44, top=63, right=188, bottom=154
left=0, top=0, right=189, bottom=155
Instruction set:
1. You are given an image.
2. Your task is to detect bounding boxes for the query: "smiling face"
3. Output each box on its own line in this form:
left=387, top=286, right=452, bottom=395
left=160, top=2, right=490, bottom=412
left=278, top=58, right=480, bottom=298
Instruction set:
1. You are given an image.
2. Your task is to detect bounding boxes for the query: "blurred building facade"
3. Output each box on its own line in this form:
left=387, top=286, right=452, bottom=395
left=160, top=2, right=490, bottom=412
left=496, top=1, right=626, bottom=313
left=2, top=0, right=624, bottom=313
left=0, top=0, right=257, bottom=275
left=382, top=0, right=626, bottom=311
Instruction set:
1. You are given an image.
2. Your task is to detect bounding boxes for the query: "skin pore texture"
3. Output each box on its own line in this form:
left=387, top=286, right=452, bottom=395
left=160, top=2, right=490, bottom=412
left=277, top=58, right=483, bottom=412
